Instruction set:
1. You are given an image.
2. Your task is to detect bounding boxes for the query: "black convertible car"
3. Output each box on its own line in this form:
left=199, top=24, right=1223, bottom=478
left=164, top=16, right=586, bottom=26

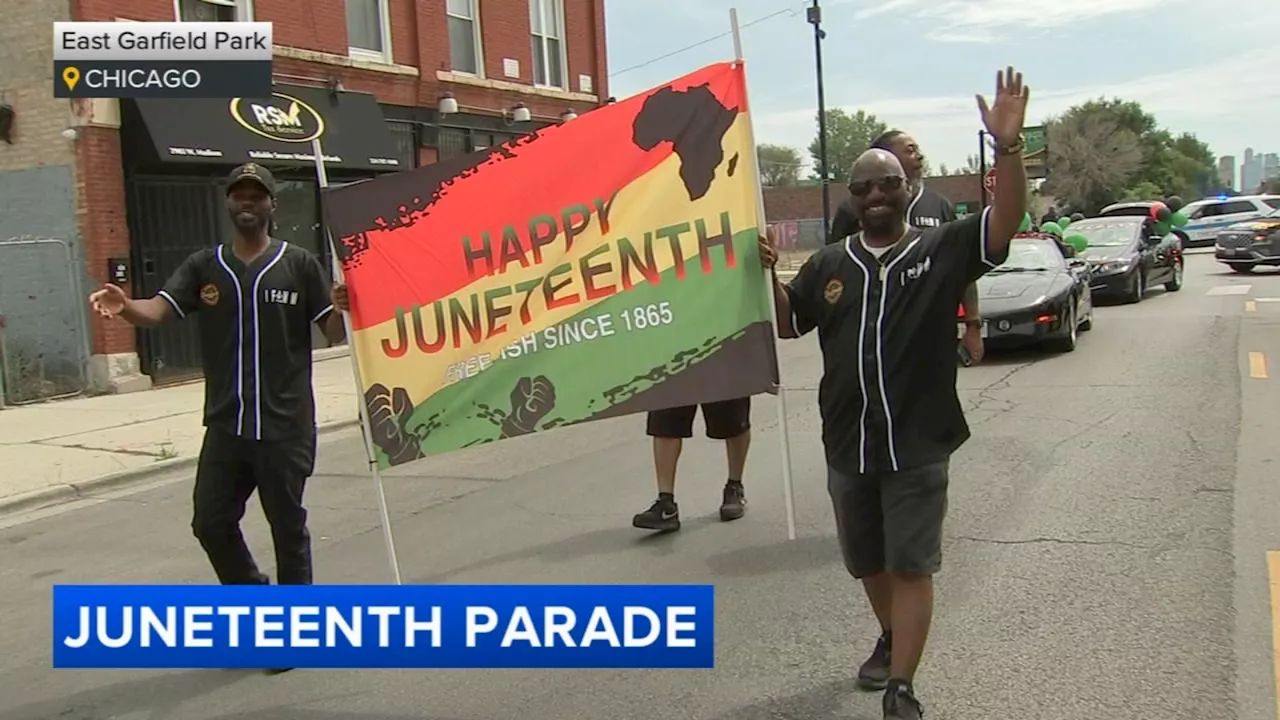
left=1071, top=216, right=1183, bottom=302
left=974, top=234, right=1094, bottom=352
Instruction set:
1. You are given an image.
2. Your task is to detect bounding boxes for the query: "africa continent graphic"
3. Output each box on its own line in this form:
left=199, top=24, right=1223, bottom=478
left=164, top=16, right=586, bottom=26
left=631, top=83, right=739, bottom=201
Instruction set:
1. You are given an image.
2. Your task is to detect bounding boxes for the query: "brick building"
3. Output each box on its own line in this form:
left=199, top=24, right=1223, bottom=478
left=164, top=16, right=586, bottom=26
left=0, top=0, right=608, bottom=396
left=763, top=174, right=986, bottom=223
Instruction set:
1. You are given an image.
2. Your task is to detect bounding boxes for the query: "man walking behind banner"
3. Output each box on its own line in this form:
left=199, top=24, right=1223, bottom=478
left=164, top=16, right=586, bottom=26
left=632, top=400, right=751, bottom=532
left=89, top=164, right=349, bottom=600
left=828, top=131, right=985, bottom=363
left=767, top=68, right=1029, bottom=719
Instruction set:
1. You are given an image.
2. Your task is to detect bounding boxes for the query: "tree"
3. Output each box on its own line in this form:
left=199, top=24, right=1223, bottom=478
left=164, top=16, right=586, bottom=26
left=808, top=108, right=887, bottom=182
left=757, top=143, right=802, bottom=186
left=1262, top=177, right=1280, bottom=194
left=1041, top=109, right=1143, bottom=212
left=1040, top=98, right=1218, bottom=213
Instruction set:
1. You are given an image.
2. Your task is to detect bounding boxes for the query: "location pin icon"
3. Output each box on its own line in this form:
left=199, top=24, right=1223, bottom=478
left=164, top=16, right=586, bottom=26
left=63, top=67, right=80, bottom=91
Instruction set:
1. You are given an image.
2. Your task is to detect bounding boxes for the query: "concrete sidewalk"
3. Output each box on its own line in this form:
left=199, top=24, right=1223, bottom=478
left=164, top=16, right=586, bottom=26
left=0, top=350, right=362, bottom=515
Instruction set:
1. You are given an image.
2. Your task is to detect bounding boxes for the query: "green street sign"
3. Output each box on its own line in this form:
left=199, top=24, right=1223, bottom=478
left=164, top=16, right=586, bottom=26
left=1023, top=125, right=1047, bottom=179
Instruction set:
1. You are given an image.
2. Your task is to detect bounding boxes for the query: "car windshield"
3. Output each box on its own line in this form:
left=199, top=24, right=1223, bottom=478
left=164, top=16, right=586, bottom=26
left=1067, top=221, right=1136, bottom=247
left=990, top=239, right=1065, bottom=272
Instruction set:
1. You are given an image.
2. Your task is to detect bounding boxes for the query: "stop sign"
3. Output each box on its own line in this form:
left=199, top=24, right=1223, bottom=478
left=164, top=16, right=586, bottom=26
left=983, top=168, right=997, bottom=193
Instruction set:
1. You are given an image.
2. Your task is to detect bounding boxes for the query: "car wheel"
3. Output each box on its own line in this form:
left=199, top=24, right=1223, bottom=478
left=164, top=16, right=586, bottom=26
left=1079, top=301, right=1093, bottom=331
left=1126, top=270, right=1144, bottom=304
left=1165, top=259, right=1183, bottom=291
left=1050, top=306, right=1078, bottom=352
left=1232, top=263, right=1256, bottom=274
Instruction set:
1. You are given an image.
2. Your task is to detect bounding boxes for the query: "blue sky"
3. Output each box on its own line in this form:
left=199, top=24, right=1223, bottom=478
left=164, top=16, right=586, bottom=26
left=603, top=0, right=1279, bottom=183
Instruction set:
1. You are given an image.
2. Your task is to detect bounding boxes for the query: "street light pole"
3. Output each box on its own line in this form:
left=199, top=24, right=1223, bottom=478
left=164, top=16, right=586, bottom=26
left=807, top=0, right=830, bottom=241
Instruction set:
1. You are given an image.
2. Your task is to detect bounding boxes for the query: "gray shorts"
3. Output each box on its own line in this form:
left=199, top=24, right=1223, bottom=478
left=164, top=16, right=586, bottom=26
left=827, top=459, right=950, bottom=578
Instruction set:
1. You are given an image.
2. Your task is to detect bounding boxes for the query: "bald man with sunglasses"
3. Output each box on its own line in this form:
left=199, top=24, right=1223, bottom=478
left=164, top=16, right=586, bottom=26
left=829, top=131, right=985, bottom=363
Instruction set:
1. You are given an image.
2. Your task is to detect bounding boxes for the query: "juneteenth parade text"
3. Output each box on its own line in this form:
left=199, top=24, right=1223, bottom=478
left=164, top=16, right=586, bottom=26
left=380, top=195, right=740, bottom=358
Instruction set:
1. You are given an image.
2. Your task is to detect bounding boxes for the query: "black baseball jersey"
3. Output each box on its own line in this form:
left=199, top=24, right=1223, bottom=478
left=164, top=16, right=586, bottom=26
left=156, top=239, right=335, bottom=441
left=828, top=185, right=957, bottom=243
left=786, top=207, right=1007, bottom=476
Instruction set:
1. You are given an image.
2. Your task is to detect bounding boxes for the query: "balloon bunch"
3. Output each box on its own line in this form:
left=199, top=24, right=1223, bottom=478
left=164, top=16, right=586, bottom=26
left=1147, top=196, right=1189, bottom=236
left=1018, top=212, right=1089, bottom=253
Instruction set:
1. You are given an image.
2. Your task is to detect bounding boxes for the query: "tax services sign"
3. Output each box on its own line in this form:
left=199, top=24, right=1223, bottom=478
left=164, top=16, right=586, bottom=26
left=228, top=92, right=325, bottom=144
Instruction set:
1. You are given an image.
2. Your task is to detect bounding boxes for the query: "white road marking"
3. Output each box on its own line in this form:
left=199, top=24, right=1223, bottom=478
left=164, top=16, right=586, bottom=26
left=1207, top=285, right=1252, bottom=296
left=1255, top=298, right=1280, bottom=303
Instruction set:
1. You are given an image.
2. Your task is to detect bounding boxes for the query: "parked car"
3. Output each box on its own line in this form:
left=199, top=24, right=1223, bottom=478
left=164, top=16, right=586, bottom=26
left=1071, top=216, right=1183, bottom=302
left=972, top=234, right=1094, bottom=352
left=1096, top=200, right=1193, bottom=246
left=1213, top=206, right=1280, bottom=273
left=1175, top=195, right=1280, bottom=247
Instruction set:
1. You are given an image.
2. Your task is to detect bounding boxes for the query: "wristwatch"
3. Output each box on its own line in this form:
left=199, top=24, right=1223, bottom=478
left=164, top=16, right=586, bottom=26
left=991, top=133, right=1025, bottom=156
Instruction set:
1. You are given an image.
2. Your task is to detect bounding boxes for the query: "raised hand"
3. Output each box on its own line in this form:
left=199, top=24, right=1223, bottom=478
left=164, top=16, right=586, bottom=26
left=976, top=66, right=1030, bottom=145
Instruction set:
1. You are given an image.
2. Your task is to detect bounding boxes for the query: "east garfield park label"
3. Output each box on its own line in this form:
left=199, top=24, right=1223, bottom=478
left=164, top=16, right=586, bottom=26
left=52, top=22, right=273, bottom=98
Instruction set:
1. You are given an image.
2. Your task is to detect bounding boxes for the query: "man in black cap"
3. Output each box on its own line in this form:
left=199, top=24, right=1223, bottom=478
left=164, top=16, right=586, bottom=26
left=89, top=163, right=348, bottom=601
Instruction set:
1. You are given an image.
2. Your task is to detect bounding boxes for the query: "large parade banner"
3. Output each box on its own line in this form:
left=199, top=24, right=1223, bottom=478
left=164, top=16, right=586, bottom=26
left=322, top=62, right=779, bottom=469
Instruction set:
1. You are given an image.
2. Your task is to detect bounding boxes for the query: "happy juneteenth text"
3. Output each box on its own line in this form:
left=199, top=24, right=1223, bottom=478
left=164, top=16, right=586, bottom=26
left=62, top=603, right=700, bottom=649
left=380, top=194, right=739, bottom=358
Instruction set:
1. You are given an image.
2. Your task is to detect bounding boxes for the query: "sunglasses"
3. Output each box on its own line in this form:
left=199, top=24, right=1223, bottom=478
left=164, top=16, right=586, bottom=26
left=849, top=175, right=905, bottom=197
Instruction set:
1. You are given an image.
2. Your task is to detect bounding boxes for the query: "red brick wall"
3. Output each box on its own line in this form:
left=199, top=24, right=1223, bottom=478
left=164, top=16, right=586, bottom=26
left=74, top=0, right=609, bottom=360
left=75, top=126, right=132, bottom=355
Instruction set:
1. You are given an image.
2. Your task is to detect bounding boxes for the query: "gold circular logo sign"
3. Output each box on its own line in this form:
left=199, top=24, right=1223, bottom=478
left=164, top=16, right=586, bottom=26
left=823, top=278, right=844, bottom=305
left=200, top=283, right=220, bottom=306
left=229, top=93, right=325, bottom=144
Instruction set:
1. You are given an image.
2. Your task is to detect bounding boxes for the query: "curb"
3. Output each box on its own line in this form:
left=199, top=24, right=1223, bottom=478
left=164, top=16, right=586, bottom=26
left=0, top=417, right=362, bottom=518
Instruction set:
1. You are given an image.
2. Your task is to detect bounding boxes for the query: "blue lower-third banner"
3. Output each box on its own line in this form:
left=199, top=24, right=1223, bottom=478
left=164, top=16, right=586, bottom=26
left=52, top=584, right=715, bottom=669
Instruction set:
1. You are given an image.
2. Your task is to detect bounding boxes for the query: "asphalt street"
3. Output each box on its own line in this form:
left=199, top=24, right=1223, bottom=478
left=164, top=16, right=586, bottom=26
left=3, top=250, right=1279, bottom=720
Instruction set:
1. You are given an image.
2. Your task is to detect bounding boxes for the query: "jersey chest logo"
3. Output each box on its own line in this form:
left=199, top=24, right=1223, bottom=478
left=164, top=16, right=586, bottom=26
left=914, top=216, right=942, bottom=228
left=899, top=256, right=932, bottom=285
left=264, top=288, right=299, bottom=306
left=823, top=278, right=844, bottom=304
left=200, top=283, right=219, bottom=306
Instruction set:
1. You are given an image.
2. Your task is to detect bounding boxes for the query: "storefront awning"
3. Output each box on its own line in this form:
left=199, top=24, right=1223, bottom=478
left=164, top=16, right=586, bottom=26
left=130, top=85, right=404, bottom=173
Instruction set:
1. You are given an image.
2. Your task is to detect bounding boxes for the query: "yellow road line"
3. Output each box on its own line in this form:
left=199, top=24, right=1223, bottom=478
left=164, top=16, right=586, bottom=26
left=1247, top=301, right=1258, bottom=312
left=1250, top=352, right=1269, bottom=379
left=1268, top=552, right=1280, bottom=719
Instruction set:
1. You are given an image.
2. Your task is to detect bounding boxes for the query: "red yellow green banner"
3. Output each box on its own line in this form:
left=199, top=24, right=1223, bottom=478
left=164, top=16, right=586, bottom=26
left=322, top=61, right=779, bottom=468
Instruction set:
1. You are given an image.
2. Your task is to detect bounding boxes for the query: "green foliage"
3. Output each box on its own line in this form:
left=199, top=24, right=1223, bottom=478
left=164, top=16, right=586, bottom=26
left=757, top=143, right=803, bottom=187
left=1040, top=98, right=1217, bottom=214
left=807, top=108, right=888, bottom=183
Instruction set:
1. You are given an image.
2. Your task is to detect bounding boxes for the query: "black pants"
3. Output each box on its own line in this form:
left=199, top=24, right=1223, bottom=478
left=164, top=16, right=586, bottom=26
left=191, top=427, right=317, bottom=585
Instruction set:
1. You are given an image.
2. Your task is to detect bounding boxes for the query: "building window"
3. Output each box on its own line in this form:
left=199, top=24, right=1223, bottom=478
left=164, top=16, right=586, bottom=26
left=447, top=0, right=484, bottom=75
left=176, top=0, right=251, bottom=21
left=529, top=0, right=566, bottom=89
left=346, top=0, right=392, bottom=61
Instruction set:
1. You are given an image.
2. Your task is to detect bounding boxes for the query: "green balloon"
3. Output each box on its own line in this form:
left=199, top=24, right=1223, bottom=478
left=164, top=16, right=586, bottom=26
left=1040, top=221, right=1063, bottom=237
left=1155, top=220, right=1172, bottom=236
left=1018, top=213, right=1032, bottom=232
left=1065, top=234, right=1088, bottom=252
left=1058, top=216, right=1072, bottom=229
left=1170, top=209, right=1188, bottom=227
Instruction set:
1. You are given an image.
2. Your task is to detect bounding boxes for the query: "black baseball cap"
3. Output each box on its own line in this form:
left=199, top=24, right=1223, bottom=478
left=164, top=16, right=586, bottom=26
left=226, top=163, right=276, bottom=197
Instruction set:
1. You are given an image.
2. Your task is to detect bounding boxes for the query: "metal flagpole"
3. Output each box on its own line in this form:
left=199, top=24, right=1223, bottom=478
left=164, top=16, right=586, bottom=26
left=729, top=8, right=798, bottom=541
left=310, top=137, right=404, bottom=584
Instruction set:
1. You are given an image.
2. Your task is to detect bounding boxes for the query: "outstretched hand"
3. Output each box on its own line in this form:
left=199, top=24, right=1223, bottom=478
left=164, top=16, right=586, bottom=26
left=977, top=66, right=1030, bottom=144
left=758, top=228, right=777, bottom=269
left=89, top=283, right=129, bottom=318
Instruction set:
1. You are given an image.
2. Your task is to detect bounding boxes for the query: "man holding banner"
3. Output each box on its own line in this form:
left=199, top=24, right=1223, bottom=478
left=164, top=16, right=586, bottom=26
left=88, top=163, right=349, bottom=603
left=770, top=68, right=1030, bottom=719
left=632, top=401, right=752, bottom=532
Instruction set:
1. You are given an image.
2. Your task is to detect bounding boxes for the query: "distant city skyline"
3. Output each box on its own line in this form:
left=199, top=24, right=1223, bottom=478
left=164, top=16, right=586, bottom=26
left=1236, top=149, right=1280, bottom=192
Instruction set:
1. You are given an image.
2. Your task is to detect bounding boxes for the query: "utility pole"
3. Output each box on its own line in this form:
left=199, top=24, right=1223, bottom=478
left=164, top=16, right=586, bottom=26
left=807, top=0, right=830, bottom=241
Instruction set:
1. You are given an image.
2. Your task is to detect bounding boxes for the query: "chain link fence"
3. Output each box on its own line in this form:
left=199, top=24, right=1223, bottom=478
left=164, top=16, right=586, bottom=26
left=767, top=218, right=827, bottom=272
left=0, top=237, right=90, bottom=406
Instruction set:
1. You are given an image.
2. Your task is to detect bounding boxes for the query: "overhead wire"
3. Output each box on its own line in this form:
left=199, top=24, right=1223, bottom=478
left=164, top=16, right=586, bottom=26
left=607, top=2, right=807, bottom=79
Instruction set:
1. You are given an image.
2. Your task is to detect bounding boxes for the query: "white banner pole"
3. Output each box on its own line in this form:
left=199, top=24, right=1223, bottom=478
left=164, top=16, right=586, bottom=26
left=310, top=138, right=404, bottom=584
left=730, top=8, right=798, bottom=541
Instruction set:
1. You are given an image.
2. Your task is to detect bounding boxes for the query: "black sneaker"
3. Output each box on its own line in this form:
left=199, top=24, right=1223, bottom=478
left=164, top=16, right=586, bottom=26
left=720, top=480, right=746, bottom=521
left=883, top=679, right=924, bottom=719
left=857, top=631, right=892, bottom=690
left=633, top=497, right=680, bottom=531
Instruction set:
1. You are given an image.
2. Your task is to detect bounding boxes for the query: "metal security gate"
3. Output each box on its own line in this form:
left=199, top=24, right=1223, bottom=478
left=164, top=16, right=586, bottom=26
left=0, top=237, right=90, bottom=405
left=125, top=175, right=226, bottom=385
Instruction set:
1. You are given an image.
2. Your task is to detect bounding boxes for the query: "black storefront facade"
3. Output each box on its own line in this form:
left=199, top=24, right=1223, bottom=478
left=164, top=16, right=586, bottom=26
left=120, top=84, right=409, bottom=384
